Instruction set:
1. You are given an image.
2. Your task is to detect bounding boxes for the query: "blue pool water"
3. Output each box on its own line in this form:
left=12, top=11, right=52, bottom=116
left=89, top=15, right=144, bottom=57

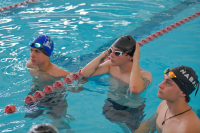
left=0, top=0, right=200, bottom=132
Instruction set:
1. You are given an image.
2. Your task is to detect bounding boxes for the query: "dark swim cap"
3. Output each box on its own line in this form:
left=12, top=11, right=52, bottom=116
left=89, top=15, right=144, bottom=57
left=112, top=35, right=136, bottom=56
left=29, top=35, right=54, bottom=56
left=28, top=123, right=58, bottom=133
left=167, top=66, right=199, bottom=96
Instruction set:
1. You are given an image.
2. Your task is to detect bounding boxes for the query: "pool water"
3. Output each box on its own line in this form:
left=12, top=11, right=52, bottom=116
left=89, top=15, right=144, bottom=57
left=0, top=0, right=200, bottom=132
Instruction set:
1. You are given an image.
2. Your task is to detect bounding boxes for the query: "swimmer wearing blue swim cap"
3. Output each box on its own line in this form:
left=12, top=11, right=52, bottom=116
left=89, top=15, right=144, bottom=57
left=29, top=35, right=54, bottom=57
left=26, top=34, right=70, bottom=81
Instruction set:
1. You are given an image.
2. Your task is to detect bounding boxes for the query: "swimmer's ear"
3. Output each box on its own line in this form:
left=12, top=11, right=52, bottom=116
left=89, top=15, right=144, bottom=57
left=127, top=54, right=133, bottom=61
left=180, top=92, right=186, bottom=97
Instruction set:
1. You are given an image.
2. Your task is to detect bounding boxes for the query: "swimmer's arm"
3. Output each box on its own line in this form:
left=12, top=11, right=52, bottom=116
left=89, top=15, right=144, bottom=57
left=50, top=65, right=71, bottom=78
left=134, top=113, right=158, bottom=133
left=135, top=101, right=164, bottom=133
left=129, top=42, right=152, bottom=94
left=81, top=50, right=110, bottom=77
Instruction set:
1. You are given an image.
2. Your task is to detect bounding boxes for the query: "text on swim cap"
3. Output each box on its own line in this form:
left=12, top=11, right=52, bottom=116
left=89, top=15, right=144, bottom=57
left=180, top=69, right=197, bottom=88
left=43, top=40, right=51, bottom=49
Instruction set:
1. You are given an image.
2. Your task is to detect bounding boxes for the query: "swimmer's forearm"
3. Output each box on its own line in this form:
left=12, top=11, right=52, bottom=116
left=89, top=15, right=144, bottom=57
left=135, top=114, right=157, bottom=133
left=129, top=59, right=143, bottom=93
left=134, top=120, right=153, bottom=133
left=81, top=50, right=109, bottom=77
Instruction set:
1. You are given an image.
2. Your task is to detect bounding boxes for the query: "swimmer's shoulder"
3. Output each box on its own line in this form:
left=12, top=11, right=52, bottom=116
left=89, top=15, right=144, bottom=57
left=156, top=100, right=166, bottom=114
left=26, top=60, right=37, bottom=68
left=179, top=109, right=200, bottom=132
left=49, top=64, right=70, bottom=78
left=140, top=68, right=153, bottom=83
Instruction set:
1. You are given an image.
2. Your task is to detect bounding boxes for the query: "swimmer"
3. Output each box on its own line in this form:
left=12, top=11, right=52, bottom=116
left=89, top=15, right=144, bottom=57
left=81, top=35, right=152, bottom=132
left=81, top=35, right=152, bottom=93
left=28, top=123, right=58, bottom=133
left=26, top=35, right=70, bottom=85
left=25, top=35, right=74, bottom=131
left=135, top=66, right=200, bottom=133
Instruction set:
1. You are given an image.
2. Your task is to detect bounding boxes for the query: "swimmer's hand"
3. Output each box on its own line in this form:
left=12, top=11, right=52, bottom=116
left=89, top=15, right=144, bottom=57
left=133, top=42, right=140, bottom=60
left=107, top=47, right=111, bottom=55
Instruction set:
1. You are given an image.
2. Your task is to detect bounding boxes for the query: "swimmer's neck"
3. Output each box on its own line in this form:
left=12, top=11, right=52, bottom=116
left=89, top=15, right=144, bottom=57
left=118, top=61, right=133, bottom=73
left=37, top=60, right=52, bottom=73
left=165, top=99, right=191, bottom=115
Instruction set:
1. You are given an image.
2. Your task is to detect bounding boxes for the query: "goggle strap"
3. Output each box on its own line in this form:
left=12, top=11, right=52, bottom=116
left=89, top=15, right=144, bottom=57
left=164, top=68, right=170, bottom=74
left=195, top=81, right=199, bottom=96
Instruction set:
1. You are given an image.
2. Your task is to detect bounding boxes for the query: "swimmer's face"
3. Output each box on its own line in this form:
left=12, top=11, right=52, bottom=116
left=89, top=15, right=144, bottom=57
left=30, top=47, right=49, bottom=65
left=157, top=74, right=183, bottom=101
left=110, top=47, right=131, bottom=66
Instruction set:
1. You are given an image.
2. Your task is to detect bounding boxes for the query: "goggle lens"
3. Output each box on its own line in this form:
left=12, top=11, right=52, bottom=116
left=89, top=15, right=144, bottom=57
left=109, top=48, right=124, bottom=56
left=164, top=68, right=185, bottom=86
left=29, top=42, right=49, bottom=57
left=168, top=71, right=176, bottom=79
left=34, top=43, right=43, bottom=49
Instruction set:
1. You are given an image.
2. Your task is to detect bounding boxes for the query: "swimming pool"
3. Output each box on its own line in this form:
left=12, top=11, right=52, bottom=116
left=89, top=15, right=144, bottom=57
left=0, top=0, right=200, bottom=132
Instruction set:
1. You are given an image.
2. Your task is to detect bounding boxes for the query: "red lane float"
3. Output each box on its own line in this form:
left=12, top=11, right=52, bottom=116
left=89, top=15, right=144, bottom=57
left=53, top=81, right=64, bottom=89
left=71, top=71, right=82, bottom=80
left=0, top=0, right=39, bottom=12
left=43, top=86, right=55, bottom=94
left=23, top=69, right=84, bottom=105
left=138, top=11, right=200, bottom=46
left=4, top=105, right=16, bottom=114
left=33, top=91, right=45, bottom=100
left=24, top=95, right=36, bottom=104
left=63, top=76, right=74, bottom=84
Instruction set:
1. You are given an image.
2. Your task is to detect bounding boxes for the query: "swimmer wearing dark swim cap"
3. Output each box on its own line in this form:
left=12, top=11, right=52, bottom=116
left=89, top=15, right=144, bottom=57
left=165, top=65, right=199, bottom=101
left=135, top=66, right=200, bottom=133
left=112, top=35, right=136, bottom=56
left=28, top=123, right=58, bottom=133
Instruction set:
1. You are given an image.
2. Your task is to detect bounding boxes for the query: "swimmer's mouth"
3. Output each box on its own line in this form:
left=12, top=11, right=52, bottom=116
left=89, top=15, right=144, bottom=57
left=110, top=59, right=114, bottom=63
left=31, top=59, right=35, bottom=62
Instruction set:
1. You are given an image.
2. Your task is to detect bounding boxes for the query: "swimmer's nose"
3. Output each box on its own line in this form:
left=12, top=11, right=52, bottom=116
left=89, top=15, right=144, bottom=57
left=158, top=81, right=164, bottom=89
left=110, top=51, right=115, bottom=57
left=30, top=51, right=35, bottom=57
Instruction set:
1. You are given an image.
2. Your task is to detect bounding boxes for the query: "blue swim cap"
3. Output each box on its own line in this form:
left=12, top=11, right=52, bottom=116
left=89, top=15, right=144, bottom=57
left=29, top=35, right=54, bottom=56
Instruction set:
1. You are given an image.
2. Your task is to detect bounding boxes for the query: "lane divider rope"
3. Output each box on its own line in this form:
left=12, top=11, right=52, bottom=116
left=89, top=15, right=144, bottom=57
left=0, top=0, right=40, bottom=12
left=138, top=11, right=200, bottom=46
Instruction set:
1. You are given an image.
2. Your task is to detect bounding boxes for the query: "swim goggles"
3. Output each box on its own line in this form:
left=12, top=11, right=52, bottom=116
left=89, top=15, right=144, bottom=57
left=164, top=68, right=186, bottom=86
left=109, top=47, right=124, bottom=56
left=29, top=42, right=49, bottom=57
